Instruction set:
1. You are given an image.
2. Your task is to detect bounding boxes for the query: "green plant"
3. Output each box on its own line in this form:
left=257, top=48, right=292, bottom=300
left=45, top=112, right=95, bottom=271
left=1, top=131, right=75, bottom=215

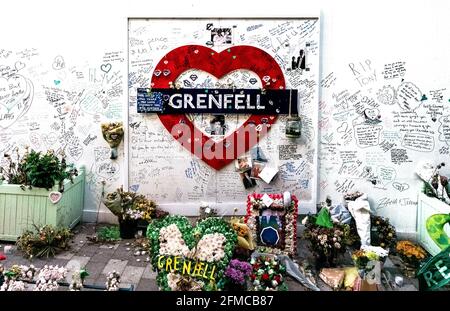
left=423, top=181, right=450, bottom=201
left=0, top=147, right=27, bottom=185
left=16, top=225, right=73, bottom=258
left=97, top=226, right=121, bottom=242
left=0, top=147, right=77, bottom=191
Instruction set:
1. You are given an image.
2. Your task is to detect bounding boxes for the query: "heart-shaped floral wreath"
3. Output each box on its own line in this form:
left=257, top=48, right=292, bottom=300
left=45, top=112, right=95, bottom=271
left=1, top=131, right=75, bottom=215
left=147, top=216, right=237, bottom=291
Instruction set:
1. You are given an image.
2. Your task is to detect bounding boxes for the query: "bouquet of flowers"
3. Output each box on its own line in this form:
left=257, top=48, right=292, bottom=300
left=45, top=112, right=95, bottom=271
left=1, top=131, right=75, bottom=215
left=105, top=271, right=121, bottom=291
left=103, top=186, right=157, bottom=222
left=101, top=122, right=124, bottom=159
left=370, top=215, right=397, bottom=250
left=17, top=225, right=72, bottom=259
left=250, top=256, right=288, bottom=291
left=222, top=259, right=252, bottom=291
left=34, top=265, right=67, bottom=291
left=396, top=240, right=428, bottom=268
left=303, top=215, right=351, bottom=268
left=352, top=249, right=379, bottom=272
left=352, top=249, right=378, bottom=268
left=0, top=265, right=35, bottom=291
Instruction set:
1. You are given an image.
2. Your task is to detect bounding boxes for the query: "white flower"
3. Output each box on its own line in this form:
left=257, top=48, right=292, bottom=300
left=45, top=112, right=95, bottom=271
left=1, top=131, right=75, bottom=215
left=268, top=269, right=274, bottom=275
left=253, top=280, right=260, bottom=286
left=272, top=280, right=278, bottom=287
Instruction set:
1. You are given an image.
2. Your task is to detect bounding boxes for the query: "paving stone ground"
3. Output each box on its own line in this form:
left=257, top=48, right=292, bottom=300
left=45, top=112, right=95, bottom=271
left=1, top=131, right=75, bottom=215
left=0, top=222, right=420, bottom=291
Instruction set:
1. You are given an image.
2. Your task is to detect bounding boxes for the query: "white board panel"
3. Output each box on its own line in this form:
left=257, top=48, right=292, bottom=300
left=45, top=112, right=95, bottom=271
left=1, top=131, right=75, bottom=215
left=127, top=18, right=320, bottom=215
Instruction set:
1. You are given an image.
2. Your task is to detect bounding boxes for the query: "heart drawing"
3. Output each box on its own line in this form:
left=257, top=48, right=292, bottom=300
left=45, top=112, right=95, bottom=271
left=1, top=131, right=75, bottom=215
left=151, top=45, right=285, bottom=170
left=392, top=182, right=410, bottom=192
left=0, top=74, right=34, bottom=129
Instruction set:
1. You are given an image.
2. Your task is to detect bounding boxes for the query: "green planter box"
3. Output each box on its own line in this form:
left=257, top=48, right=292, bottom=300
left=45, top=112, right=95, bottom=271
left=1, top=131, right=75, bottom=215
left=0, top=166, right=85, bottom=241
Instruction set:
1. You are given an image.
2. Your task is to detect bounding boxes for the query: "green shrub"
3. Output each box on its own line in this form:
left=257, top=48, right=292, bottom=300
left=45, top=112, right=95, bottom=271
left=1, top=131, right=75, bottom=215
left=0, top=147, right=77, bottom=191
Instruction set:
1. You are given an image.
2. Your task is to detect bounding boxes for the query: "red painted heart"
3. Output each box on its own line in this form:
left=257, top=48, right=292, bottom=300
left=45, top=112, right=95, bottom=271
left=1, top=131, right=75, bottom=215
left=151, top=45, right=285, bottom=170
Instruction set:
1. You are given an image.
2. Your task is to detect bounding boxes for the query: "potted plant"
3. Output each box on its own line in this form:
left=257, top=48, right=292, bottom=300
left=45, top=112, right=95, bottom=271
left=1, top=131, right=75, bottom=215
left=0, top=147, right=84, bottom=241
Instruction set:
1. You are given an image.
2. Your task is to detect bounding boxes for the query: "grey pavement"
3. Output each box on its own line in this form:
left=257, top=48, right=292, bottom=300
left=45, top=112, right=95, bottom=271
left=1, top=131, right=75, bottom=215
left=0, top=223, right=422, bottom=291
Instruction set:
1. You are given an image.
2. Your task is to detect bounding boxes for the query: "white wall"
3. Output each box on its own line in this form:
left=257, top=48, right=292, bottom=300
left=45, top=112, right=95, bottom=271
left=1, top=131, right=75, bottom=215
left=1, top=0, right=449, bottom=234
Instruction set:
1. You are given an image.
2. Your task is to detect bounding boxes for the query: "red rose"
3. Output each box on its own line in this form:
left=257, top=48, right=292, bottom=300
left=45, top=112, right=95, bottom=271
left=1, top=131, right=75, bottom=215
left=253, top=264, right=260, bottom=269
left=250, top=274, right=256, bottom=280
left=0, top=252, right=6, bottom=261
left=262, top=273, right=270, bottom=281
left=274, top=275, right=281, bottom=283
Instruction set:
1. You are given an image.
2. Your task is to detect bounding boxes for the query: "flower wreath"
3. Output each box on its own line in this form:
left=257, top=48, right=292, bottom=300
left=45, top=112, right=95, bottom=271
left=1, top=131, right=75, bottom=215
left=147, top=215, right=237, bottom=291
left=245, top=193, right=298, bottom=257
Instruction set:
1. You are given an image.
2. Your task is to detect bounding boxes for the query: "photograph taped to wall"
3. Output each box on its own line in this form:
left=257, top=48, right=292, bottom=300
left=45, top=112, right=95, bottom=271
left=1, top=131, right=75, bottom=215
left=240, top=170, right=257, bottom=189
left=209, top=114, right=226, bottom=136
left=211, top=27, right=233, bottom=46
left=235, top=156, right=252, bottom=172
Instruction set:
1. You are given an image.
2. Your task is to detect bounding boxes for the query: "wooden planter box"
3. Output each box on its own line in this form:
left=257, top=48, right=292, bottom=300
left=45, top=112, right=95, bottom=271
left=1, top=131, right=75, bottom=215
left=417, top=192, right=450, bottom=256
left=0, top=166, right=85, bottom=241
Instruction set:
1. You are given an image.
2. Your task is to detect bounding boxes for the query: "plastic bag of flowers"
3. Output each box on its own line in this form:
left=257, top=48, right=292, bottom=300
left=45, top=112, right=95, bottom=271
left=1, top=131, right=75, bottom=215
left=249, top=255, right=288, bottom=291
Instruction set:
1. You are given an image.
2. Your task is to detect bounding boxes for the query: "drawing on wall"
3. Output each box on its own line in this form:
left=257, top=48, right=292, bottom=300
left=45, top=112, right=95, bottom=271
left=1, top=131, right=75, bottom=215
left=0, top=73, right=34, bottom=129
